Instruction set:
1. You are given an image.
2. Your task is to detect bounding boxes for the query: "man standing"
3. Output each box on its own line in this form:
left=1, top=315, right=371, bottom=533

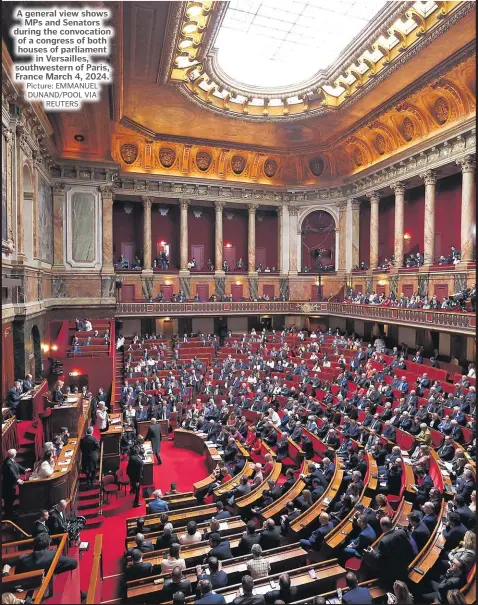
left=145, top=418, right=162, bottom=465
left=127, top=447, right=144, bottom=508
left=7, top=381, right=22, bottom=419
left=47, top=500, right=69, bottom=534
left=2, top=449, right=30, bottom=518
left=80, top=426, right=100, bottom=486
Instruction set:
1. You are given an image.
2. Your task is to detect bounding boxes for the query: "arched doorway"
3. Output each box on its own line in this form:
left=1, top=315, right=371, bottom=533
left=23, top=164, right=34, bottom=263
left=31, top=325, right=42, bottom=379
left=300, top=210, right=336, bottom=271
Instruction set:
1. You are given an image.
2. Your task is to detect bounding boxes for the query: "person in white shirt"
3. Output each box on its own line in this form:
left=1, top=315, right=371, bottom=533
left=95, top=401, right=108, bottom=432
left=310, top=331, right=317, bottom=339
left=83, top=319, right=92, bottom=332
left=468, top=363, right=476, bottom=378
left=267, top=408, right=281, bottom=428
left=179, top=520, right=203, bottom=545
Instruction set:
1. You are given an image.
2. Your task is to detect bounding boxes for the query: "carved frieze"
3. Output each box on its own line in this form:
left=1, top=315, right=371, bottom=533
left=120, top=143, right=139, bottom=165
left=434, top=97, right=450, bottom=124
left=196, top=150, right=212, bottom=171
left=309, top=157, right=325, bottom=177
left=264, top=158, right=278, bottom=178
left=159, top=147, right=176, bottom=168
left=231, top=155, right=246, bottom=175
left=401, top=117, right=415, bottom=142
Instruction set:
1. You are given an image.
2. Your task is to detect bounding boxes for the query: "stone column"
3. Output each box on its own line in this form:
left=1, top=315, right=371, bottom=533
left=421, top=170, right=437, bottom=265
left=288, top=205, right=299, bottom=274
left=141, top=196, right=152, bottom=270
left=179, top=199, right=189, bottom=272
left=391, top=182, right=405, bottom=268
left=338, top=201, right=347, bottom=271
left=277, top=206, right=283, bottom=273
left=52, top=182, right=66, bottom=268
left=214, top=201, right=224, bottom=273
left=248, top=203, right=257, bottom=273
left=368, top=191, right=380, bottom=269
left=349, top=198, right=360, bottom=271
left=457, top=155, right=476, bottom=262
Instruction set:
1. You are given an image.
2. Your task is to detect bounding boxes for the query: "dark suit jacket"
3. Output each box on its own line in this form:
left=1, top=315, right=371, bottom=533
left=207, top=540, right=232, bottom=561
left=32, top=520, right=50, bottom=537
left=342, top=587, right=373, bottom=605
left=52, top=388, right=65, bottom=403
left=264, top=586, right=298, bottom=604
left=47, top=509, right=69, bottom=534
left=124, top=561, right=153, bottom=582
left=80, top=434, right=100, bottom=469
left=127, top=454, right=144, bottom=483
left=145, top=424, right=162, bottom=454
left=196, top=594, right=227, bottom=605
left=155, top=533, right=179, bottom=551
left=259, top=527, right=282, bottom=551
left=421, top=513, right=438, bottom=533
left=197, top=570, right=228, bottom=589
left=455, top=505, right=475, bottom=529
left=16, top=549, right=78, bottom=575
left=7, top=387, right=21, bottom=409
left=443, top=524, right=467, bottom=551
left=161, top=578, right=192, bottom=601
left=411, top=522, right=430, bottom=551
left=238, top=532, right=261, bottom=554
left=2, top=458, right=26, bottom=489
left=372, top=528, right=415, bottom=581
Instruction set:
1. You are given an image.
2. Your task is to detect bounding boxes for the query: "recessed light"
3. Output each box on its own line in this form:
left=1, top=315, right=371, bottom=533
left=74, top=134, right=85, bottom=142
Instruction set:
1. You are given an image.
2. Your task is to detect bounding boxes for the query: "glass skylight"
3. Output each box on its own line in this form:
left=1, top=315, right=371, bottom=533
left=214, top=0, right=388, bottom=88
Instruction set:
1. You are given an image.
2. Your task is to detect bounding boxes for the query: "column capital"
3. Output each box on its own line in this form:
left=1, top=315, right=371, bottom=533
left=368, top=191, right=381, bottom=204
left=457, top=155, right=476, bottom=174
left=337, top=200, right=348, bottom=212
left=141, top=196, right=153, bottom=208
left=53, top=181, right=66, bottom=196
left=214, top=200, right=225, bottom=211
left=248, top=203, right=258, bottom=214
left=179, top=199, right=189, bottom=209
left=390, top=182, right=406, bottom=195
left=99, top=183, right=115, bottom=201
left=420, top=169, right=438, bottom=185
left=347, top=198, right=361, bottom=209
left=276, top=206, right=283, bottom=217
left=287, top=205, right=299, bottom=216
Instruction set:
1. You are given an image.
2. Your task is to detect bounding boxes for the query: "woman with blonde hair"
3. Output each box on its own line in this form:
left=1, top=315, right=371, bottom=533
left=2, top=593, right=32, bottom=604
left=447, top=530, right=476, bottom=573
left=386, top=580, right=413, bottom=604
left=297, top=489, right=314, bottom=512
left=469, top=490, right=476, bottom=513
left=52, top=379, right=66, bottom=403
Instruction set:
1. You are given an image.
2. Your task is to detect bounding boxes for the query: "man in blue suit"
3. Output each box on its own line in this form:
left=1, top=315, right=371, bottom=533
left=342, top=515, right=376, bottom=560
left=299, top=512, right=333, bottom=551
left=341, top=572, right=373, bottom=605
left=194, top=579, right=226, bottom=604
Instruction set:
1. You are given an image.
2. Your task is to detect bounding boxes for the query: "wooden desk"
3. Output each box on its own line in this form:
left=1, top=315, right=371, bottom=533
left=49, top=394, right=85, bottom=437
left=214, top=462, right=255, bottom=497
left=174, top=429, right=206, bottom=455
left=20, top=379, right=47, bottom=422
left=19, top=401, right=90, bottom=513
left=235, top=462, right=282, bottom=509
left=290, top=579, right=385, bottom=605
left=126, top=543, right=307, bottom=602
left=164, top=560, right=346, bottom=604
left=146, top=493, right=198, bottom=513
left=408, top=500, right=446, bottom=584
left=141, top=440, right=155, bottom=486
left=137, top=419, right=169, bottom=439
left=125, top=517, right=246, bottom=549
left=126, top=503, right=223, bottom=533
left=261, top=459, right=308, bottom=521
left=290, top=460, right=344, bottom=535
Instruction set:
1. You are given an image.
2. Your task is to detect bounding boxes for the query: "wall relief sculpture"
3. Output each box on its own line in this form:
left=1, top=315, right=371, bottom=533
left=434, top=97, right=450, bottom=124
left=37, top=176, right=53, bottom=264
left=196, top=151, right=212, bottom=171
left=374, top=134, right=386, bottom=155
left=401, top=118, right=415, bottom=142
left=120, top=143, right=139, bottom=165
left=159, top=147, right=176, bottom=168
left=231, top=155, right=246, bottom=175
left=264, top=158, right=278, bottom=178
left=309, top=156, right=325, bottom=177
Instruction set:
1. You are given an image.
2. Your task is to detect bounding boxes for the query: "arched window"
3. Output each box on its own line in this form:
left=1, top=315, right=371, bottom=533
left=300, top=210, right=336, bottom=272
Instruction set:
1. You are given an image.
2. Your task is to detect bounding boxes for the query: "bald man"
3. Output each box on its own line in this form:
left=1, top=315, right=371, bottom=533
left=145, top=417, right=162, bottom=465
left=48, top=499, right=69, bottom=534
left=2, top=449, right=31, bottom=518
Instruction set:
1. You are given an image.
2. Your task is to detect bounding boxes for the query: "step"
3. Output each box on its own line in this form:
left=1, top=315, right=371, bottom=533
left=79, top=506, right=100, bottom=519
left=78, top=496, right=100, bottom=509
left=79, top=482, right=100, bottom=493
left=85, top=516, right=103, bottom=528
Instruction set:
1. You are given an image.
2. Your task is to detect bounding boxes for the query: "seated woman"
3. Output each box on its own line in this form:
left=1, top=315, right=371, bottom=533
left=296, top=489, right=314, bottom=512
left=52, top=380, right=66, bottom=403
left=374, top=493, right=394, bottom=518
left=30, top=450, right=55, bottom=480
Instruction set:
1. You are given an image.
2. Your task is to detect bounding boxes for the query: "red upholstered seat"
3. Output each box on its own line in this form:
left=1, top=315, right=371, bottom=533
left=345, top=557, right=362, bottom=571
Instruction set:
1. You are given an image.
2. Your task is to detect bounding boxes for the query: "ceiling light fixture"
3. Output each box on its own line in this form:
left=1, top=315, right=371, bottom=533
left=74, top=134, right=85, bottom=142
left=183, top=22, right=198, bottom=34
left=186, top=2, right=203, bottom=19
left=404, top=232, right=411, bottom=240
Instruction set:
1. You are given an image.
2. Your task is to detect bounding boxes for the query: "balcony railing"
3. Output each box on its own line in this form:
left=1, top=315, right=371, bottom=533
left=115, top=301, right=475, bottom=334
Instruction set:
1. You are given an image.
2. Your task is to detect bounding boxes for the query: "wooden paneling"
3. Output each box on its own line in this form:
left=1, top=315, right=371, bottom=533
left=434, top=283, right=448, bottom=302
left=231, top=284, right=243, bottom=301
left=196, top=284, right=209, bottom=301
left=2, top=323, right=14, bottom=401
left=262, top=284, right=275, bottom=298
left=121, top=284, right=135, bottom=302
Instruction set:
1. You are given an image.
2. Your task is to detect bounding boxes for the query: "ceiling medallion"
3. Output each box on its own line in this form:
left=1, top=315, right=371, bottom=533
left=375, top=134, right=386, bottom=155
left=434, top=97, right=450, bottom=124
left=159, top=147, right=176, bottom=168
left=309, top=157, right=325, bottom=177
left=264, top=158, right=278, bottom=178
left=231, top=155, right=246, bottom=175
left=401, top=118, right=415, bottom=142
left=196, top=150, right=212, bottom=171
left=353, top=148, right=363, bottom=167
left=120, top=143, right=138, bottom=165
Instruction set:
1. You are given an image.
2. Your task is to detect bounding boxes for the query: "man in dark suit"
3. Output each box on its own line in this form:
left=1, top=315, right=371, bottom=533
left=299, top=512, right=334, bottom=551
left=47, top=500, right=69, bottom=534
left=145, top=418, right=162, bottom=465
left=231, top=575, right=264, bottom=605
left=238, top=521, right=261, bottom=555
left=407, top=510, right=430, bottom=552
left=420, top=501, right=438, bottom=532
left=366, top=517, right=416, bottom=589
left=455, top=469, right=474, bottom=504
left=161, top=565, right=192, bottom=601
left=80, top=426, right=100, bottom=485
left=437, top=436, right=455, bottom=462
left=14, top=533, right=77, bottom=575
left=449, top=494, right=475, bottom=529
left=259, top=519, right=281, bottom=551
left=127, top=447, right=144, bottom=508
left=205, top=533, right=232, bottom=562
left=214, top=501, right=231, bottom=520
left=7, top=381, right=22, bottom=419
left=32, top=509, right=50, bottom=537
left=124, top=549, right=153, bottom=582
left=196, top=557, right=228, bottom=590
left=341, top=572, right=373, bottom=604
left=264, top=572, right=298, bottom=604
left=155, top=522, right=179, bottom=551
left=342, top=514, right=376, bottom=560
left=442, top=512, right=467, bottom=553
left=195, top=579, right=226, bottom=604
left=23, top=374, right=35, bottom=391
left=125, top=533, right=154, bottom=557
left=2, top=448, right=30, bottom=518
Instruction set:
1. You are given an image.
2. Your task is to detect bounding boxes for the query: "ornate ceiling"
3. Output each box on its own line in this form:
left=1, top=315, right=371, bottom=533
left=2, top=1, right=476, bottom=187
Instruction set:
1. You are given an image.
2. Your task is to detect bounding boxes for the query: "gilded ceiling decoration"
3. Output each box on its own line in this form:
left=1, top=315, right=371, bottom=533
left=161, top=0, right=474, bottom=122
left=112, top=52, right=475, bottom=185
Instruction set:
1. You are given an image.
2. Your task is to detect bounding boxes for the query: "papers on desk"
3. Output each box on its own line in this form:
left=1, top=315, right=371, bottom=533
left=145, top=456, right=153, bottom=463
left=109, top=417, right=121, bottom=425
left=66, top=397, right=77, bottom=403
left=79, top=542, right=89, bottom=551
left=400, top=450, right=409, bottom=455
left=70, top=440, right=77, bottom=445
left=204, top=441, right=215, bottom=446
left=219, top=522, right=229, bottom=531
left=61, top=467, right=68, bottom=472
left=64, top=450, right=73, bottom=457
left=58, top=461, right=69, bottom=466
left=217, top=449, right=224, bottom=455
left=379, top=481, right=387, bottom=487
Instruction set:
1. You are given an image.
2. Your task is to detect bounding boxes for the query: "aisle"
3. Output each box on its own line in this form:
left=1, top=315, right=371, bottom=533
left=78, top=439, right=209, bottom=602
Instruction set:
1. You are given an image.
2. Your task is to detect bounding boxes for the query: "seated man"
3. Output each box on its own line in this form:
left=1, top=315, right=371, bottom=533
left=196, top=556, right=228, bottom=590
left=13, top=533, right=77, bottom=575
left=161, top=565, right=192, bottom=602
left=299, top=512, right=333, bottom=551
left=205, top=533, right=232, bottom=562
left=341, top=514, right=376, bottom=561
left=149, top=489, right=169, bottom=513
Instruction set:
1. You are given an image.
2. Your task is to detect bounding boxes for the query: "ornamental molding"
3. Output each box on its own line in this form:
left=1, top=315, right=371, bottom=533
left=51, top=127, right=475, bottom=206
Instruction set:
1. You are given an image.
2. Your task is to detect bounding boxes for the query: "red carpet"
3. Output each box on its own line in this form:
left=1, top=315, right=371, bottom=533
left=78, top=438, right=209, bottom=603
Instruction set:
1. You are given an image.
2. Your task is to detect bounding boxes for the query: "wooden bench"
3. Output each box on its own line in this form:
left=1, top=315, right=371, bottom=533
left=145, top=493, right=199, bottom=513
left=261, top=459, right=308, bottom=521
left=213, top=462, right=255, bottom=498
left=235, top=462, right=282, bottom=510
left=408, top=500, right=446, bottom=584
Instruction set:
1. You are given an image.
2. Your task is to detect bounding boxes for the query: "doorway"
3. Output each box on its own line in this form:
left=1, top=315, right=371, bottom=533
left=191, top=245, right=204, bottom=270
left=224, top=246, right=236, bottom=268
left=121, top=242, right=135, bottom=266
left=231, top=284, right=243, bottom=301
